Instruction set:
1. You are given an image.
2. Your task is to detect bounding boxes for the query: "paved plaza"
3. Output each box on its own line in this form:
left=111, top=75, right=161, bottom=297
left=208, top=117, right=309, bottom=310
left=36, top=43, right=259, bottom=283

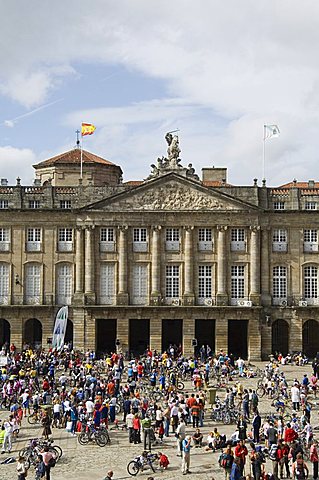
left=0, top=362, right=315, bottom=480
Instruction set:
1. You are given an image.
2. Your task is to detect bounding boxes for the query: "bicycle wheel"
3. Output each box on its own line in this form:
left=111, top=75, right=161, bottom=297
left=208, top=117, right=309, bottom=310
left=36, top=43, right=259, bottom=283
left=127, top=461, right=140, bottom=476
left=95, top=433, right=108, bottom=447
left=177, top=381, right=184, bottom=391
left=223, top=412, right=231, bottom=425
left=115, top=403, right=121, bottom=415
left=49, top=446, right=61, bottom=460
left=27, top=414, right=37, bottom=425
left=78, top=432, right=90, bottom=445
left=256, top=386, right=265, bottom=397
left=52, top=445, right=63, bottom=458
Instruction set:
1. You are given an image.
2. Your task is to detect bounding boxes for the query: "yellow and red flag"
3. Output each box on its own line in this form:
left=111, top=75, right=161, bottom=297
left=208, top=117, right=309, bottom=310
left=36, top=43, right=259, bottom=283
left=81, top=123, right=96, bottom=136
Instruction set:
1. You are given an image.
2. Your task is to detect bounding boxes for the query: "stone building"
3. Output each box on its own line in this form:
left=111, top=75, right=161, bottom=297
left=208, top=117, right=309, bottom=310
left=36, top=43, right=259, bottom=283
left=0, top=137, right=319, bottom=360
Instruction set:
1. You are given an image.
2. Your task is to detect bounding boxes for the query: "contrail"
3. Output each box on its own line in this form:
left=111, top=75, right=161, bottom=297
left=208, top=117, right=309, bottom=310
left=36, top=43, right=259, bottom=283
left=3, top=98, right=63, bottom=127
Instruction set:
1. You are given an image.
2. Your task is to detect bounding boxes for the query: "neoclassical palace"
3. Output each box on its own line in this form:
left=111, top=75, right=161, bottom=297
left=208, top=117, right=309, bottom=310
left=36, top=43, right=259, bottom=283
left=0, top=136, right=319, bottom=360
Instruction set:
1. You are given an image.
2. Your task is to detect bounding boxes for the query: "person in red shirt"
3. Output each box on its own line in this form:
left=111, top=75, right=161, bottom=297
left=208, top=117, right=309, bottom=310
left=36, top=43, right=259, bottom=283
left=284, top=423, right=299, bottom=443
left=159, top=452, right=169, bottom=469
left=310, top=440, right=319, bottom=480
left=234, top=440, right=248, bottom=476
left=133, top=413, right=141, bottom=444
left=137, top=363, right=144, bottom=379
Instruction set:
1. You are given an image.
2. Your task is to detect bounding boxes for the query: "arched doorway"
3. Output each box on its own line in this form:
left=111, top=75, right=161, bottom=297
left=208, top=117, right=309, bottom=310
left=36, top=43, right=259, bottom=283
left=303, top=320, right=319, bottom=358
left=0, top=319, right=10, bottom=349
left=65, top=319, right=73, bottom=348
left=272, top=319, right=289, bottom=356
left=24, top=318, right=42, bottom=349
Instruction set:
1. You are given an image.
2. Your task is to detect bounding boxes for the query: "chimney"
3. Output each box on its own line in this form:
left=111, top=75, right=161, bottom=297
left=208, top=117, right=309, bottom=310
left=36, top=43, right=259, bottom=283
left=202, top=167, right=227, bottom=183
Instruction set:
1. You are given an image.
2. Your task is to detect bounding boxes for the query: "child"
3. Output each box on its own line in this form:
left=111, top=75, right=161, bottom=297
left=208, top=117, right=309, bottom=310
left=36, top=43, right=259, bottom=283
left=159, top=452, right=169, bottom=470
left=158, top=421, right=164, bottom=442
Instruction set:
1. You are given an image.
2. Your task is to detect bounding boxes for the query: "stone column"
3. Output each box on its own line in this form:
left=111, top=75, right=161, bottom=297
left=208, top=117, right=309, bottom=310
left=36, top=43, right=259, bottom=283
left=116, top=318, right=129, bottom=355
left=10, top=317, right=23, bottom=350
left=74, top=227, right=84, bottom=304
left=248, top=315, right=262, bottom=361
left=72, top=308, right=85, bottom=351
left=215, top=316, right=228, bottom=354
left=117, top=226, right=129, bottom=305
left=289, top=310, right=302, bottom=352
left=183, top=318, right=195, bottom=356
left=183, top=226, right=195, bottom=305
left=150, top=317, right=162, bottom=353
left=260, top=228, right=271, bottom=306
left=216, top=226, right=228, bottom=305
left=249, top=225, right=261, bottom=305
left=84, top=226, right=96, bottom=304
left=150, top=226, right=161, bottom=305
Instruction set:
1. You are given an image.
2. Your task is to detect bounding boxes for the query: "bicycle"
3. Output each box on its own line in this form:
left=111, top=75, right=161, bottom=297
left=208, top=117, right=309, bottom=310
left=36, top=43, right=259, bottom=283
left=78, top=422, right=110, bottom=447
left=127, top=452, right=158, bottom=476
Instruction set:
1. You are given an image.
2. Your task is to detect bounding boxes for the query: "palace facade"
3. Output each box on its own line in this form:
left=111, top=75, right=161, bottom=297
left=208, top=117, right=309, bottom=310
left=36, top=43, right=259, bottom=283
left=0, top=140, right=319, bottom=360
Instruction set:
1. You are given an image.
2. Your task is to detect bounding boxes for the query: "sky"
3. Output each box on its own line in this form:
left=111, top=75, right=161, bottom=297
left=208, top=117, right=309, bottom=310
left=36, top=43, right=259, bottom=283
left=1, top=1, right=319, bottom=186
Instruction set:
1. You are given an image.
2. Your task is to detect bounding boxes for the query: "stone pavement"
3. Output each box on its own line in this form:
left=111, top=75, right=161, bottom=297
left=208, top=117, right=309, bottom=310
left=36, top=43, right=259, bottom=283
left=0, top=362, right=315, bottom=480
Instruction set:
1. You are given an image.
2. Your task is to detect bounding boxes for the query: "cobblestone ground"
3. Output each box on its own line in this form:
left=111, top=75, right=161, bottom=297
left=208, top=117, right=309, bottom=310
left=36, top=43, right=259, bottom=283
left=0, top=362, right=315, bottom=480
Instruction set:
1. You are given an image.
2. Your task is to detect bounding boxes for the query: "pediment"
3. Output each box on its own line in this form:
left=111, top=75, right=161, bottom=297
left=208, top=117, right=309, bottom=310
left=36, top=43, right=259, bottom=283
left=85, top=174, right=257, bottom=212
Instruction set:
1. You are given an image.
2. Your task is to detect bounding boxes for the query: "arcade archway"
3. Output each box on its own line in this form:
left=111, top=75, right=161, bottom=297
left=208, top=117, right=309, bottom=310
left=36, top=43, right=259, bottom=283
left=24, top=318, right=42, bottom=349
left=272, top=319, right=289, bottom=356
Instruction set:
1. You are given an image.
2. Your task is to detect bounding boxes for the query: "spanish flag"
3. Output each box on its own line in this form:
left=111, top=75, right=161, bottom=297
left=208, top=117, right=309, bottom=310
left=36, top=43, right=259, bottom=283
left=81, top=123, right=96, bottom=136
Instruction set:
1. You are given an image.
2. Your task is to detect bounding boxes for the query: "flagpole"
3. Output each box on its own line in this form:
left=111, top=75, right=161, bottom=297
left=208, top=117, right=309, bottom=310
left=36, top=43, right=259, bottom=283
left=80, top=132, right=83, bottom=180
left=262, top=124, right=266, bottom=181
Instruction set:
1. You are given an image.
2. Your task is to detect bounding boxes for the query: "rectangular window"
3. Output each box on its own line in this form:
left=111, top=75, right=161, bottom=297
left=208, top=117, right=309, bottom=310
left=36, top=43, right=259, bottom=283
left=305, top=201, right=317, bottom=210
left=198, top=265, right=212, bottom=301
left=231, top=265, right=245, bottom=303
left=231, top=228, right=246, bottom=252
left=26, top=228, right=41, bottom=252
left=100, top=228, right=114, bottom=242
left=100, top=263, right=115, bottom=304
left=0, top=228, right=10, bottom=252
left=25, top=264, right=41, bottom=305
left=273, top=201, right=285, bottom=210
left=0, top=200, right=8, bottom=209
left=273, top=266, right=287, bottom=304
left=0, top=263, right=9, bottom=305
left=100, top=228, right=115, bottom=252
left=198, top=228, right=213, bottom=251
left=133, top=228, right=147, bottom=242
left=57, top=263, right=73, bottom=305
left=304, top=229, right=318, bottom=252
left=133, top=228, right=148, bottom=252
left=272, top=229, right=288, bottom=252
left=304, top=266, right=318, bottom=302
left=58, top=228, right=73, bottom=252
left=165, top=228, right=180, bottom=251
left=29, top=200, right=40, bottom=209
left=132, top=264, right=148, bottom=305
left=60, top=200, right=72, bottom=209
left=165, top=265, right=180, bottom=299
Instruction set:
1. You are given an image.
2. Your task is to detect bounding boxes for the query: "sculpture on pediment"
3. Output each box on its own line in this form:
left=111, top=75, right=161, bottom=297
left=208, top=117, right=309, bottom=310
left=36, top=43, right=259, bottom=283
left=135, top=182, right=225, bottom=210
left=146, top=133, right=200, bottom=182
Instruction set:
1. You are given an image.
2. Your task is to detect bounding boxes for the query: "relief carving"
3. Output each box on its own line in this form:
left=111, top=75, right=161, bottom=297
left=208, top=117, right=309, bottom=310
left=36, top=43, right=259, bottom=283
left=121, top=182, right=225, bottom=210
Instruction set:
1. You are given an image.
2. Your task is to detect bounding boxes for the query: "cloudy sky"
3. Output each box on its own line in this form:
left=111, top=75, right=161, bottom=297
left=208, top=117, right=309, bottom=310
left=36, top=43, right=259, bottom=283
left=1, top=1, right=319, bottom=186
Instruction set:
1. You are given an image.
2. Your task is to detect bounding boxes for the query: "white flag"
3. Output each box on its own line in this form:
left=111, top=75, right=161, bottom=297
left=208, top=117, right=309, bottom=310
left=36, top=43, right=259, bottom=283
left=52, top=306, right=68, bottom=350
left=264, top=124, right=280, bottom=139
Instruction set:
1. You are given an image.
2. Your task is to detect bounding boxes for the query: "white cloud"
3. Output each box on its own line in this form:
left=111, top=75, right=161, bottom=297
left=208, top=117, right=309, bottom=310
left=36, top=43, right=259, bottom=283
left=2, top=1, right=319, bottom=184
left=0, top=146, right=36, bottom=184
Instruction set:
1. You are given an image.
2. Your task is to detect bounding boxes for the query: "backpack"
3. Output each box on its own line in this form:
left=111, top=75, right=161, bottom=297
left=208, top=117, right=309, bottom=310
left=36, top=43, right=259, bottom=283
left=219, top=453, right=233, bottom=469
left=269, top=444, right=278, bottom=461
left=48, top=457, right=56, bottom=468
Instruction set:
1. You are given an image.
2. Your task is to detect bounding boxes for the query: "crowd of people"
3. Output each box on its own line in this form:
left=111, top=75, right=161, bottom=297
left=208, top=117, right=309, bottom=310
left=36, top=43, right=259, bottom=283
left=0, top=342, right=318, bottom=480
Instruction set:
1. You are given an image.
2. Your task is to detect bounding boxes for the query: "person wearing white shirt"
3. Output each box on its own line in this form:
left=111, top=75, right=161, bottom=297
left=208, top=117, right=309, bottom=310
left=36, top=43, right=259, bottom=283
left=175, top=418, right=186, bottom=456
left=85, top=398, right=94, bottom=416
left=291, top=385, right=301, bottom=411
left=2, top=416, right=13, bottom=453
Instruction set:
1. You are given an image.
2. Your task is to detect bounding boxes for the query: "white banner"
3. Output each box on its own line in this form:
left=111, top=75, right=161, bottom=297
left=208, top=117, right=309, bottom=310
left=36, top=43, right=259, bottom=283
left=52, top=306, right=68, bottom=350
